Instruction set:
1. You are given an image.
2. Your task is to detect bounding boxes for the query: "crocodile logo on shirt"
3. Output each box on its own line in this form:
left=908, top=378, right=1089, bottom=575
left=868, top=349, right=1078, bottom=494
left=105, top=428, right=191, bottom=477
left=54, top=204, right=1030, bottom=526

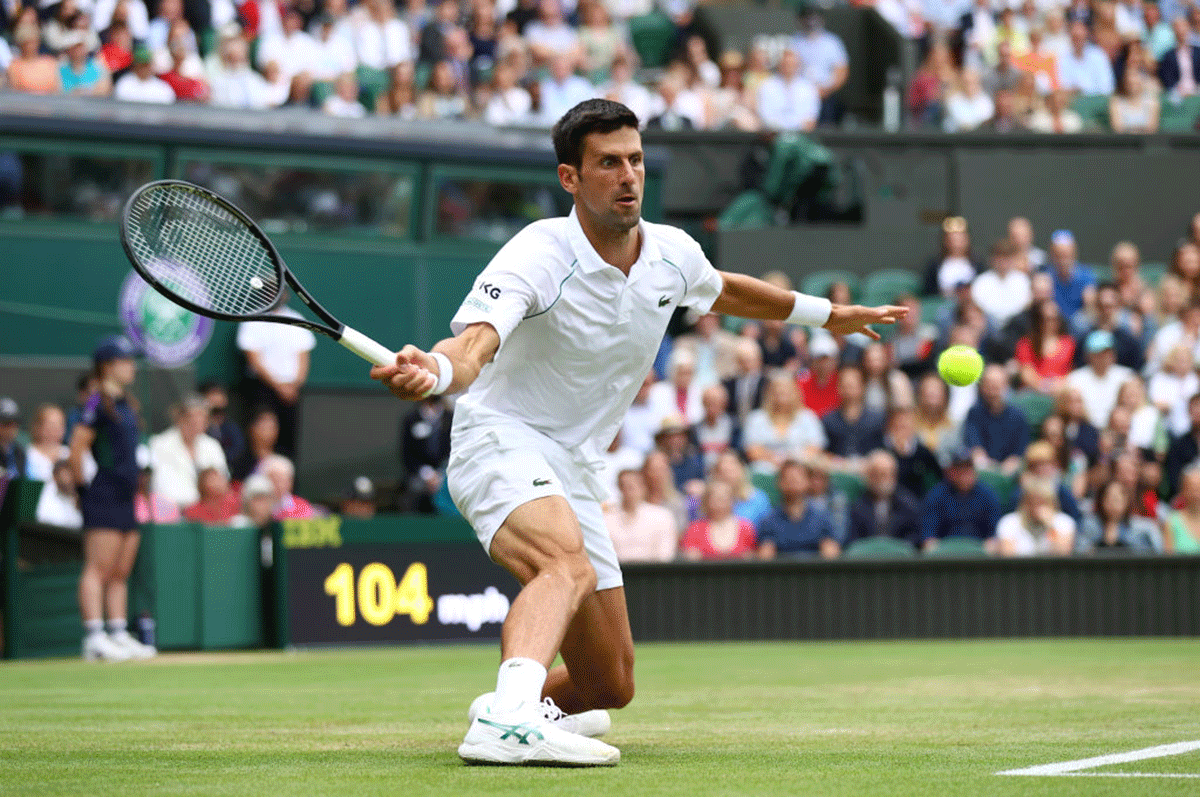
left=658, top=296, right=671, bottom=307
left=532, top=478, right=552, bottom=486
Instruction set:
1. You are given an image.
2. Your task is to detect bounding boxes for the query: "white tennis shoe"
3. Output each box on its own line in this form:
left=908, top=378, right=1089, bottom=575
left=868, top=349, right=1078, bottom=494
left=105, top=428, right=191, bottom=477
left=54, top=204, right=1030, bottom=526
left=459, top=699, right=619, bottom=766
left=108, top=630, right=157, bottom=660
left=82, top=633, right=132, bottom=662
left=468, top=692, right=612, bottom=738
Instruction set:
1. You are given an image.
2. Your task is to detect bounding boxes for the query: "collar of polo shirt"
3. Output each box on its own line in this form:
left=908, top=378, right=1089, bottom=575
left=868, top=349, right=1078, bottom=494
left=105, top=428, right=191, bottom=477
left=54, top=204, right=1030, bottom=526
left=566, top=207, right=663, bottom=274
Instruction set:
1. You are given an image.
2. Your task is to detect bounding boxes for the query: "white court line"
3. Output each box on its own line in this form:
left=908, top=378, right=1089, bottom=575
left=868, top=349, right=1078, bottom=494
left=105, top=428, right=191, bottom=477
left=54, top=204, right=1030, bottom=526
left=998, top=740, right=1200, bottom=777
left=1060, top=773, right=1200, bottom=779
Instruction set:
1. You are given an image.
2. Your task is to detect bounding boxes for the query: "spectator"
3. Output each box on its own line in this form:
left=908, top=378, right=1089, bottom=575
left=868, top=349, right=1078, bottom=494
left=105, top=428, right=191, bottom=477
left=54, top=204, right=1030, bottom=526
left=643, top=447, right=691, bottom=532
left=711, top=450, right=772, bottom=527
left=884, top=405, right=943, bottom=497
left=758, top=317, right=799, bottom=370
left=208, top=34, right=272, bottom=109
left=466, top=2, right=498, bottom=78
left=756, top=459, right=839, bottom=559
left=741, top=41, right=772, bottom=99
left=1067, top=330, right=1135, bottom=428
left=311, top=14, right=358, bottom=84
left=983, top=40, right=1024, bottom=96
left=789, top=4, right=849, bottom=126
left=680, top=479, right=757, bottom=561
left=257, top=8, right=320, bottom=104
left=237, top=298, right=315, bottom=461
left=645, top=71, right=696, bottom=131
left=1059, top=19, right=1116, bottom=95
left=695, top=385, right=734, bottom=470
left=1013, top=438, right=1084, bottom=522
left=742, top=373, right=827, bottom=475
left=339, top=476, right=377, bottom=519
left=945, top=323, right=984, bottom=424
left=1115, top=375, right=1164, bottom=454
left=183, top=467, right=239, bottom=524
left=1159, top=16, right=1200, bottom=97
left=1110, top=64, right=1160, bottom=132
left=907, top=39, right=956, bottom=129
left=229, top=473, right=276, bottom=528
left=708, top=50, right=759, bottom=131
left=147, top=0, right=192, bottom=58
left=25, top=404, right=68, bottom=482
left=943, top=68, right=994, bottom=131
left=599, top=428, right=643, bottom=502
left=964, top=364, right=1030, bottom=475
left=995, top=474, right=1076, bottom=556
left=919, top=447, right=1003, bottom=550
left=400, top=395, right=452, bottom=514
left=158, top=35, right=210, bottom=102
left=377, top=60, right=419, bottom=117
left=797, top=334, right=840, bottom=416
left=649, top=348, right=703, bottom=425
left=135, top=465, right=181, bottom=524
left=599, top=52, right=653, bottom=125
left=352, top=0, right=414, bottom=72
left=418, top=0, right=461, bottom=66
left=525, top=0, right=580, bottom=67
left=755, top=47, right=819, bottom=132
left=923, top=215, right=981, bottom=298
left=59, top=32, right=112, bottom=97
left=149, top=394, right=230, bottom=509
left=1144, top=2, right=1175, bottom=61
left=262, top=454, right=316, bottom=520
left=1163, top=393, right=1200, bottom=496
left=1015, top=298, right=1076, bottom=394
left=8, top=24, right=62, bottom=95
left=36, top=460, right=83, bottom=528
left=822, top=366, right=886, bottom=468
left=0, top=397, right=26, bottom=481
left=675, top=312, right=738, bottom=388
left=578, top=0, right=625, bottom=77
left=890, top=294, right=938, bottom=379
left=1080, top=480, right=1160, bottom=552
left=1007, top=216, right=1046, bottom=270
left=620, top=372, right=660, bottom=456
left=981, top=87, right=1022, bottom=132
left=1169, top=241, right=1200, bottom=299
left=98, top=21, right=134, bottom=80
left=1073, top=279, right=1144, bottom=371
left=484, top=60, right=533, bottom=125
left=112, top=43, right=174, bottom=103
left=231, top=407, right=276, bottom=482
left=1015, top=26, right=1062, bottom=95
left=846, top=449, right=920, bottom=546
left=1148, top=343, right=1198, bottom=437
left=538, top=51, right=596, bottom=124
left=653, top=413, right=705, bottom=494
left=1052, top=385, right=1102, bottom=467
left=1045, top=230, right=1097, bottom=319
left=722, top=337, right=767, bottom=425
left=1027, top=87, right=1085, bottom=132
left=860, top=341, right=913, bottom=414
left=1163, top=465, right=1200, bottom=552
left=972, top=238, right=1033, bottom=329
left=914, top=372, right=961, bottom=465
left=1146, top=298, right=1200, bottom=377
left=95, top=0, right=150, bottom=43
left=603, top=468, right=678, bottom=562
left=416, top=59, right=468, bottom=119
left=324, top=72, right=367, bottom=117
left=199, top=382, right=244, bottom=471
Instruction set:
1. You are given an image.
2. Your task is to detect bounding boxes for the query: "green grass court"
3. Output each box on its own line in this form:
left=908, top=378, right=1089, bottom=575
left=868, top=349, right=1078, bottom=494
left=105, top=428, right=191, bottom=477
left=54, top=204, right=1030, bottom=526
left=3, top=640, right=1199, bottom=796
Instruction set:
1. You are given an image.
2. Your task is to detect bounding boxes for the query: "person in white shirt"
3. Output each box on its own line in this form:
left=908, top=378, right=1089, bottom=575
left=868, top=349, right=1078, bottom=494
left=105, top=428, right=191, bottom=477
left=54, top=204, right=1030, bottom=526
left=524, top=0, right=581, bottom=67
left=148, top=394, right=230, bottom=509
left=35, top=460, right=83, bottom=528
left=755, top=48, right=819, bottom=132
left=647, top=347, right=704, bottom=426
left=256, top=7, right=320, bottom=97
left=24, top=404, right=70, bottom=482
left=113, top=46, right=176, bottom=104
left=1066, top=331, right=1135, bottom=429
left=310, top=13, right=358, bottom=82
left=537, top=52, right=596, bottom=125
left=208, top=34, right=272, bottom=109
left=620, top=371, right=660, bottom=455
left=943, top=68, right=994, bottom=131
left=352, top=0, right=413, bottom=71
left=597, top=53, right=653, bottom=125
left=369, top=99, right=905, bottom=766
left=323, top=71, right=366, bottom=117
left=483, top=60, right=533, bottom=126
left=237, top=302, right=316, bottom=460
left=602, top=468, right=677, bottom=562
left=972, top=238, right=1032, bottom=328
left=996, top=475, right=1076, bottom=556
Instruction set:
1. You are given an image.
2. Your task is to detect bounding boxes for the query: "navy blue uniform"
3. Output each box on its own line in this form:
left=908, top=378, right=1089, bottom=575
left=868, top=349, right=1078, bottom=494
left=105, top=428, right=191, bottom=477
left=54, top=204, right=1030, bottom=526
left=79, top=392, right=140, bottom=531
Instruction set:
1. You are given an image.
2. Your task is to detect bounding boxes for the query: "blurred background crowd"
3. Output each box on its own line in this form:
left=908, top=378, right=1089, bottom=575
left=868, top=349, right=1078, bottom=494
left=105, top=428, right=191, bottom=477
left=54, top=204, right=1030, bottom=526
left=6, top=209, right=1200, bottom=562
left=4, top=0, right=1198, bottom=131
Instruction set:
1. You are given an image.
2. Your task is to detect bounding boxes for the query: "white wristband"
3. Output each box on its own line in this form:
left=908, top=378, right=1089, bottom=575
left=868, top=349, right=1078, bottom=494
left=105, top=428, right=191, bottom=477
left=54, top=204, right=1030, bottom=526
left=786, top=291, right=833, bottom=327
left=424, top=352, right=453, bottom=397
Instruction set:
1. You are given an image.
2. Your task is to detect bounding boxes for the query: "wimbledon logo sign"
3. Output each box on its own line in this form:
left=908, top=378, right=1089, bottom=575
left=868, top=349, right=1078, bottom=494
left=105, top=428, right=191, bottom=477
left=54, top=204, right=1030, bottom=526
left=119, top=269, right=213, bottom=368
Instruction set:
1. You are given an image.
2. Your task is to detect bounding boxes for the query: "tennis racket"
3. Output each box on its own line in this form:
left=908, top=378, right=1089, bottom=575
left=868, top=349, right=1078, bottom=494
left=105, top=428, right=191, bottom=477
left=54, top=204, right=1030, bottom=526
left=119, top=179, right=397, bottom=367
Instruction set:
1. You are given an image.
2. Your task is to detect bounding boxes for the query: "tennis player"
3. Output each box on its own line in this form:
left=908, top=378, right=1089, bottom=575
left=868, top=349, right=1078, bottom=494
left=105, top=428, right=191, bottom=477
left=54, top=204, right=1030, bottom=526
left=371, top=100, right=907, bottom=766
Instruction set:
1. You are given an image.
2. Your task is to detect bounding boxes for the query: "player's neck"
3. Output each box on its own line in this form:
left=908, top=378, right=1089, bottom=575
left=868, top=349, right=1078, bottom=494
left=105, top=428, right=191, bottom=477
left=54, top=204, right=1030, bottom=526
left=576, top=207, right=641, bottom=274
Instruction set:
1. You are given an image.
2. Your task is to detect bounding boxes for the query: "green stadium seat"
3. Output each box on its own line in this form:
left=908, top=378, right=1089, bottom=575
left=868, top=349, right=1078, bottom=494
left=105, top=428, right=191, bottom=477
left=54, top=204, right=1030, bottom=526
left=750, top=471, right=781, bottom=507
left=843, top=536, right=916, bottom=559
left=801, top=269, right=860, bottom=302
left=862, top=269, right=920, bottom=306
left=920, top=295, right=950, bottom=325
left=309, top=80, right=335, bottom=109
left=977, top=469, right=1018, bottom=512
left=355, top=66, right=390, bottom=108
left=1011, top=390, right=1054, bottom=430
left=1141, top=262, right=1167, bottom=287
left=1070, top=95, right=1111, bottom=132
left=829, top=471, right=865, bottom=502
left=1158, top=95, right=1200, bottom=133
left=629, top=12, right=677, bottom=69
left=924, top=535, right=989, bottom=558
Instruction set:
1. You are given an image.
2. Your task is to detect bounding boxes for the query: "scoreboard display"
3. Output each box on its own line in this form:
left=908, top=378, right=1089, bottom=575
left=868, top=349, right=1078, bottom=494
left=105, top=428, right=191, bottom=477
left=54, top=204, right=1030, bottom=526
left=275, top=516, right=518, bottom=646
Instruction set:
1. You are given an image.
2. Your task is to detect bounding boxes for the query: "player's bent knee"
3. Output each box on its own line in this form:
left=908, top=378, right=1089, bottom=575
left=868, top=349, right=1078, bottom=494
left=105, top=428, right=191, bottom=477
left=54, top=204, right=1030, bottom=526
left=589, top=668, right=635, bottom=709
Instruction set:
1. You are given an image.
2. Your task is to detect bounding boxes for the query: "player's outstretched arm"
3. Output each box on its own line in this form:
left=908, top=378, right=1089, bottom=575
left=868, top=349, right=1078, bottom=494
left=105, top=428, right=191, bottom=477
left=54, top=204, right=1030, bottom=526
left=370, top=322, right=500, bottom=401
left=711, top=271, right=908, bottom=341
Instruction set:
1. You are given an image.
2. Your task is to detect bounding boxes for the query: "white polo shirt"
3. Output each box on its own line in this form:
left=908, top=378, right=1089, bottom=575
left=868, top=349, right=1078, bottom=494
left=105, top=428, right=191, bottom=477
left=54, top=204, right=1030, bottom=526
left=450, top=208, right=724, bottom=462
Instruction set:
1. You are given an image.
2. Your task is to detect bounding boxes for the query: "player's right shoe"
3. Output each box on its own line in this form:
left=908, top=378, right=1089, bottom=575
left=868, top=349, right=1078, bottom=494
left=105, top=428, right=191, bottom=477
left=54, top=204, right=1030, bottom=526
left=468, top=692, right=612, bottom=739
left=108, top=630, right=157, bottom=660
left=82, top=633, right=132, bottom=662
left=458, top=701, right=620, bottom=766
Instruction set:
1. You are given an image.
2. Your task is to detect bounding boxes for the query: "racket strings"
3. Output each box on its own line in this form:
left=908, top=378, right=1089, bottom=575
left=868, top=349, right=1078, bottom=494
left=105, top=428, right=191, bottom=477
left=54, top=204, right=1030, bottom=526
left=125, top=185, right=282, bottom=317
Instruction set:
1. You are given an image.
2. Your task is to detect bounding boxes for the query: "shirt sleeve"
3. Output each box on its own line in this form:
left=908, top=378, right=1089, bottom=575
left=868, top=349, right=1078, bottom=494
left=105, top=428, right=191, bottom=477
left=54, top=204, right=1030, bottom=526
left=79, top=393, right=101, bottom=429
left=448, top=236, right=548, bottom=347
left=671, top=234, right=724, bottom=315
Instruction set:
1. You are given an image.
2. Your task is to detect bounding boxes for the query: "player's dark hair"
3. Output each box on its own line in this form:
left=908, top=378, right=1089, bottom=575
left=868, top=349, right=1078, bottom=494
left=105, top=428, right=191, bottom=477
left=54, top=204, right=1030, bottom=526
left=551, top=99, right=640, bottom=168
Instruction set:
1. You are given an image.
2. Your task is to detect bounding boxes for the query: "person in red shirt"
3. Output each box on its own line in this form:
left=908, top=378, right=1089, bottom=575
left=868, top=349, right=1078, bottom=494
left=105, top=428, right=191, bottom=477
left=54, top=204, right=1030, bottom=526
left=100, top=21, right=134, bottom=77
left=183, top=467, right=240, bottom=524
left=261, top=454, right=316, bottom=520
left=1014, top=298, right=1075, bottom=394
left=680, top=479, right=757, bottom=561
left=158, top=36, right=210, bottom=103
left=797, top=333, right=840, bottom=417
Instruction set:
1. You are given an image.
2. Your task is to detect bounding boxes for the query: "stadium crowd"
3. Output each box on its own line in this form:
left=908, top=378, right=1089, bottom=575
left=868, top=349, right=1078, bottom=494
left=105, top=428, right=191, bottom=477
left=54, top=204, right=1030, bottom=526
left=4, top=0, right=1197, bottom=131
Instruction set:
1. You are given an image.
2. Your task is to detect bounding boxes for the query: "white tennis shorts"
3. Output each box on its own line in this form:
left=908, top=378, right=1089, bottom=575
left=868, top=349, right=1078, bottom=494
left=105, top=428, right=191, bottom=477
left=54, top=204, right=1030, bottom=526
left=447, top=413, right=623, bottom=591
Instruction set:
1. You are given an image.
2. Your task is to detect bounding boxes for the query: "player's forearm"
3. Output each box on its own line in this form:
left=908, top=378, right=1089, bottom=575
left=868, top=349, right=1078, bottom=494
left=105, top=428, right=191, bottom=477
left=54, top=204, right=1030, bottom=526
left=430, top=322, right=501, bottom=395
left=712, top=271, right=812, bottom=321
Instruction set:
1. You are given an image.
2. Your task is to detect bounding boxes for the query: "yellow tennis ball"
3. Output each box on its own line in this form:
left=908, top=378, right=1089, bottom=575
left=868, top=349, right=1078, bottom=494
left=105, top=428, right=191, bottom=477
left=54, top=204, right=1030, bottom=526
left=938, top=345, right=984, bottom=387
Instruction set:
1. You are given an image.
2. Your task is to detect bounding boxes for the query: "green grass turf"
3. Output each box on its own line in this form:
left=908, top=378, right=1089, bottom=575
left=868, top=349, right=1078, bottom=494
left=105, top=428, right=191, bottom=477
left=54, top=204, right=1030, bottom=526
left=2, top=639, right=1199, bottom=796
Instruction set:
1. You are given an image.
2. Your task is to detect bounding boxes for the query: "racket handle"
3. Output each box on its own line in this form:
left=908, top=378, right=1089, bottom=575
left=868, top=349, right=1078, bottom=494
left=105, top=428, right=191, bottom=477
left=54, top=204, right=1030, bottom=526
left=338, top=325, right=396, bottom=367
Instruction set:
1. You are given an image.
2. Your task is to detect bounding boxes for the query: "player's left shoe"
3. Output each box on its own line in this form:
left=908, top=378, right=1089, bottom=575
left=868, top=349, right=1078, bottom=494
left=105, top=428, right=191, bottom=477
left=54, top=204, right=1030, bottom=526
left=108, top=630, right=157, bottom=660
left=459, top=700, right=619, bottom=766
left=469, top=693, right=612, bottom=739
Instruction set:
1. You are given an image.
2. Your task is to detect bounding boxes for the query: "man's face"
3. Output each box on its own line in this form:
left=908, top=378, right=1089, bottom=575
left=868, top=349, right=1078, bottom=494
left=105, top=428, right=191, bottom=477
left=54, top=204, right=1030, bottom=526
left=1050, top=239, right=1076, bottom=273
left=617, top=471, right=645, bottom=505
left=1070, top=20, right=1088, bottom=50
left=560, top=126, right=645, bottom=233
left=1096, top=288, right=1119, bottom=323
left=947, top=462, right=976, bottom=492
left=866, top=456, right=896, bottom=498
left=0, top=420, right=17, bottom=446
left=1090, top=347, right=1115, bottom=373
left=992, top=253, right=1014, bottom=275
left=980, top=368, right=1005, bottom=406
left=837, top=368, right=863, bottom=403
left=777, top=465, right=808, bottom=500
left=779, top=49, right=799, bottom=80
